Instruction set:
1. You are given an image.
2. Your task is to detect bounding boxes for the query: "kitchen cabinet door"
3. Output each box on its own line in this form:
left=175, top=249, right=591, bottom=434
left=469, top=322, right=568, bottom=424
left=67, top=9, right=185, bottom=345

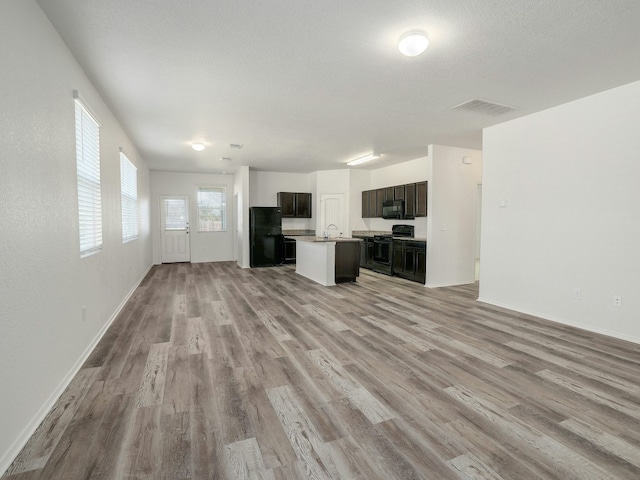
left=394, top=185, right=405, bottom=201
left=335, top=242, right=360, bottom=283
left=416, top=181, right=428, bottom=217
left=361, top=191, right=370, bottom=218
left=357, top=238, right=368, bottom=267
left=366, top=239, right=374, bottom=267
left=283, top=238, right=297, bottom=263
left=392, top=241, right=404, bottom=274
left=375, top=188, right=385, bottom=217
left=405, top=183, right=416, bottom=218
left=369, top=190, right=377, bottom=218
left=403, top=247, right=416, bottom=275
left=416, top=249, right=426, bottom=282
left=295, top=193, right=311, bottom=218
left=277, top=192, right=295, bottom=217
left=384, top=187, right=394, bottom=201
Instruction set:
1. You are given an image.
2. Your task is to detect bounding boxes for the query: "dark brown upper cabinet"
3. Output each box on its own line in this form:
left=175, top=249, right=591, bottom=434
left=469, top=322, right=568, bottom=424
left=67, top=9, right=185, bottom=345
left=404, top=183, right=416, bottom=218
left=295, top=192, right=311, bottom=217
left=360, top=181, right=427, bottom=219
left=277, top=192, right=312, bottom=218
left=415, top=181, right=427, bottom=217
left=362, top=190, right=370, bottom=218
left=375, top=188, right=386, bottom=217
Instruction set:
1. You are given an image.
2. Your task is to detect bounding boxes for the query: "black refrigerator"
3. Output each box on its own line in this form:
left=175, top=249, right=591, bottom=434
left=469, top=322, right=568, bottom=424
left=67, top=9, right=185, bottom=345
left=249, top=207, right=284, bottom=267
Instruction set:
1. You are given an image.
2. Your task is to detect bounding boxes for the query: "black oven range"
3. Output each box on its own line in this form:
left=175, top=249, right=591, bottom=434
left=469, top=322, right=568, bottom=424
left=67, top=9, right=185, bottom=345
left=372, top=224, right=414, bottom=275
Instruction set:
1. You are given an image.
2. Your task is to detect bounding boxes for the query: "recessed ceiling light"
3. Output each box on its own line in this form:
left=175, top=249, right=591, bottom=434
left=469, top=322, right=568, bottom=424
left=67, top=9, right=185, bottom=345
left=346, top=153, right=381, bottom=166
left=192, top=142, right=205, bottom=151
left=398, top=31, right=429, bottom=57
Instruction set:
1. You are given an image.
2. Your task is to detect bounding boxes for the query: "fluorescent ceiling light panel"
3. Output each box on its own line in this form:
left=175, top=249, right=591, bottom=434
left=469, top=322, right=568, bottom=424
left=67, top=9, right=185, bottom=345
left=347, top=153, right=380, bottom=166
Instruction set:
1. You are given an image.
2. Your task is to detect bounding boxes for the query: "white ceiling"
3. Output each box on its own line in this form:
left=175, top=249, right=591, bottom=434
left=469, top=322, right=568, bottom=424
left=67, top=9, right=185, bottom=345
left=37, top=0, right=640, bottom=174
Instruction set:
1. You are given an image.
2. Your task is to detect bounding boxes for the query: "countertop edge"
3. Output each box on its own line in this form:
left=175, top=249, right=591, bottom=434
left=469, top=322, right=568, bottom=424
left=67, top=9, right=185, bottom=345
left=286, top=236, right=363, bottom=243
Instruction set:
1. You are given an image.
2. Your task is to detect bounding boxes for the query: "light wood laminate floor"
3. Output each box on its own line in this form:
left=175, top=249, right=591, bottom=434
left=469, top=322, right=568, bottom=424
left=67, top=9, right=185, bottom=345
left=4, top=262, right=640, bottom=479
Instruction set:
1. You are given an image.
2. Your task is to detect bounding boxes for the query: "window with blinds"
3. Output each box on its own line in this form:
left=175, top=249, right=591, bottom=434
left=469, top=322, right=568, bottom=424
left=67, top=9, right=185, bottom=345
left=75, top=97, right=102, bottom=256
left=197, top=187, right=226, bottom=232
left=120, top=152, right=138, bottom=242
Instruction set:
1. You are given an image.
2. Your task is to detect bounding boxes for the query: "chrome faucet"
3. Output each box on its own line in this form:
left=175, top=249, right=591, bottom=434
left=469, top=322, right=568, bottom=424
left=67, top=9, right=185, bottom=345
left=324, top=224, right=339, bottom=239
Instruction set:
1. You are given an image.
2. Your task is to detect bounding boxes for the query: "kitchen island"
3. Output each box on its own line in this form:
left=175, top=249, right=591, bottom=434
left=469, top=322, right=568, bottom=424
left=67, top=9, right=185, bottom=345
left=288, top=236, right=361, bottom=286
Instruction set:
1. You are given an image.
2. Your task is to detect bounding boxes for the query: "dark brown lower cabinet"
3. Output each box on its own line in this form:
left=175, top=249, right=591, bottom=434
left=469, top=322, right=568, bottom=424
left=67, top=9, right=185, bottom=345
left=392, top=242, right=403, bottom=273
left=392, top=240, right=426, bottom=284
left=355, top=237, right=374, bottom=269
left=335, top=241, right=360, bottom=283
left=283, top=238, right=296, bottom=264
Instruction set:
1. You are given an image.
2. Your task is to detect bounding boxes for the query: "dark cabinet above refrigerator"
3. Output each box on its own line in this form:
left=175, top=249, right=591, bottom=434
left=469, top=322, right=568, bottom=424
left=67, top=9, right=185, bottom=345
left=277, top=192, right=312, bottom=218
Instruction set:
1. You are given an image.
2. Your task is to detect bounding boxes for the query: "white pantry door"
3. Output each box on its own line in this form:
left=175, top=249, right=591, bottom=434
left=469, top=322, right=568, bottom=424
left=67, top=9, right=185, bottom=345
left=320, top=194, right=345, bottom=238
left=161, top=196, right=191, bottom=263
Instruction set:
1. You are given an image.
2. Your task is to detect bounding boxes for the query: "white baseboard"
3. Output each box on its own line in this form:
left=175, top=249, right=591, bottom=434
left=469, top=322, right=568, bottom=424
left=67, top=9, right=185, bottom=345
left=477, top=296, right=640, bottom=346
left=0, top=263, right=153, bottom=477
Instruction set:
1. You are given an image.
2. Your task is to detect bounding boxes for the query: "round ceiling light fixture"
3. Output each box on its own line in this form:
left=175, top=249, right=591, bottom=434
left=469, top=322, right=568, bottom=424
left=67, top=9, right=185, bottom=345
left=398, top=30, right=429, bottom=57
left=191, top=142, right=205, bottom=151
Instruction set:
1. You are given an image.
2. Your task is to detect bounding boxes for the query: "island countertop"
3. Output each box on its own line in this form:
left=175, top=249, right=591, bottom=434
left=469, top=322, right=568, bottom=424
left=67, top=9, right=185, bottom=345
left=290, top=236, right=360, bottom=286
left=285, top=236, right=362, bottom=243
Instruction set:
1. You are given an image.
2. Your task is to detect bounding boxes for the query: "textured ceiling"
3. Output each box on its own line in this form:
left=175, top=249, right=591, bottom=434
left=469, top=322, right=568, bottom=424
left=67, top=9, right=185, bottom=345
left=36, top=0, right=640, bottom=173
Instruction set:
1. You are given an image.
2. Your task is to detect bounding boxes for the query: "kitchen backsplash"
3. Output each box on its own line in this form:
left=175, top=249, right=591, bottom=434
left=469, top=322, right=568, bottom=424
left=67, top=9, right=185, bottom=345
left=282, top=229, right=316, bottom=236
left=351, top=230, right=392, bottom=236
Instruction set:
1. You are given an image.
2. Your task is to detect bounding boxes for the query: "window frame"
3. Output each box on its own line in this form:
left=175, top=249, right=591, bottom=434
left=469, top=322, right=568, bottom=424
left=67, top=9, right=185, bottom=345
left=120, top=151, right=138, bottom=243
left=197, top=186, right=227, bottom=232
left=74, top=93, right=103, bottom=257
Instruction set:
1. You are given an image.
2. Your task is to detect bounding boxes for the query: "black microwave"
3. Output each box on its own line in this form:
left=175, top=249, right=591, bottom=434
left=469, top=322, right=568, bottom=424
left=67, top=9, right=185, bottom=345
left=382, top=200, right=407, bottom=219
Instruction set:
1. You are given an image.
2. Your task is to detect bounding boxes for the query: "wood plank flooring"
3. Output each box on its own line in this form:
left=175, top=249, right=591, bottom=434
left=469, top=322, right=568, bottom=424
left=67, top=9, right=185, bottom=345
left=4, top=262, right=640, bottom=479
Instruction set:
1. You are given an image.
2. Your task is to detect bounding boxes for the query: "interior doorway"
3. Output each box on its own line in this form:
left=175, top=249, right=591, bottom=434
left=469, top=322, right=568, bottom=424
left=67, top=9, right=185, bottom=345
left=474, top=184, right=482, bottom=281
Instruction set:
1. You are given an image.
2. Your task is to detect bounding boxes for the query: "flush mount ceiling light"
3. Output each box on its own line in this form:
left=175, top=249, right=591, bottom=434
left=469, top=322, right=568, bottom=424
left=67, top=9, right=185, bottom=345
left=191, top=142, right=205, bottom=151
left=346, top=153, right=381, bottom=166
left=398, top=30, right=429, bottom=57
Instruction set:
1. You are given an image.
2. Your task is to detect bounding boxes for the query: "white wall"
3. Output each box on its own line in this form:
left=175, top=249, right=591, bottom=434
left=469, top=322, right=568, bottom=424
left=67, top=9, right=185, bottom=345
left=150, top=171, right=235, bottom=264
left=0, top=1, right=152, bottom=473
left=426, top=145, right=482, bottom=287
left=234, top=166, right=250, bottom=268
left=349, top=169, right=371, bottom=232
left=249, top=171, right=314, bottom=231
left=480, top=80, right=640, bottom=343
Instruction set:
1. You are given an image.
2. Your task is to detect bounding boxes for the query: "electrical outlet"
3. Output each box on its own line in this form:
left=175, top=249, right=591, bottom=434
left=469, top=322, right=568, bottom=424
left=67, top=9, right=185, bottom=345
left=613, top=295, right=622, bottom=307
left=573, top=288, right=582, bottom=300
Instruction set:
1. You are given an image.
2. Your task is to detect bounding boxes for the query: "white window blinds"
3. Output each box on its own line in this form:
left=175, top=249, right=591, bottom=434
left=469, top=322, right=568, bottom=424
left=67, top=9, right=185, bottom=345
left=197, top=187, right=226, bottom=232
left=120, top=152, right=138, bottom=242
left=75, top=97, right=102, bottom=256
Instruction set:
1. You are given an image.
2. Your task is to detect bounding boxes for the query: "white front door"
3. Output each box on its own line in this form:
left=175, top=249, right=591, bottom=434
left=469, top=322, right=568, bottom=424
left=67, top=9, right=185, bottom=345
left=161, top=196, right=191, bottom=263
left=320, top=194, right=345, bottom=238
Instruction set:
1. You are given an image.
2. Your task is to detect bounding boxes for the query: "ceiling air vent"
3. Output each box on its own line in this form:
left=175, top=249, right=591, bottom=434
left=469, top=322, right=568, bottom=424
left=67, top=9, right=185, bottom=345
left=229, top=143, right=243, bottom=149
left=451, top=99, right=518, bottom=116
